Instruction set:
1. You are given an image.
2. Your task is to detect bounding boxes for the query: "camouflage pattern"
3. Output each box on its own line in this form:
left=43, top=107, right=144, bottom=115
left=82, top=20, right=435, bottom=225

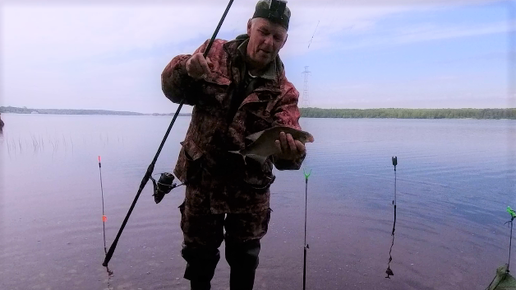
left=161, top=34, right=306, bottom=216
left=179, top=198, right=272, bottom=247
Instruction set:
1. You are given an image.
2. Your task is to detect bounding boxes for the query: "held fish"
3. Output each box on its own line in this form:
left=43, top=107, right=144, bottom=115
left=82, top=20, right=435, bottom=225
left=229, top=126, right=314, bottom=165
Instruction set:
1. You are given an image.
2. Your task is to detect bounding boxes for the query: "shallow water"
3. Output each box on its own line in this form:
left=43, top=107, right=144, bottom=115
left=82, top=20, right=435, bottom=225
left=0, top=114, right=515, bottom=290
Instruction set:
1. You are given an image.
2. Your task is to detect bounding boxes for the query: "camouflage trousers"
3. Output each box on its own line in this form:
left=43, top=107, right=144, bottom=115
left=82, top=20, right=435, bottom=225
left=178, top=192, right=272, bottom=290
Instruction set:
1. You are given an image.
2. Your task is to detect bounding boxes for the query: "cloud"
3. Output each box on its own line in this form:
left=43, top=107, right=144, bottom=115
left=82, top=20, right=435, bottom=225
left=4, top=0, right=502, bottom=63
left=291, top=19, right=514, bottom=56
left=394, top=21, right=515, bottom=44
left=2, top=53, right=174, bottom=112
left=303, top=70, right=508, bottom=109
left=2, top=5, right=245, bottom=63
left=1, top=2, right=417, bottom=63
left=1, top=1, right=424, bottom=112
left=280, top=5, right=414, bottom=57
left=0, top=0, right=510, bottom=112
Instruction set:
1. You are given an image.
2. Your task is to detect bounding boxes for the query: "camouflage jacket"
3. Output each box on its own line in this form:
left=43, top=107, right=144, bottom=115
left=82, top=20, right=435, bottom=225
left=161, top=35, right=306, bottom=214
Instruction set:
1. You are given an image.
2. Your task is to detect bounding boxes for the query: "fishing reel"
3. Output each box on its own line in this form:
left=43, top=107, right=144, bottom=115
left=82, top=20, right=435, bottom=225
left=150, top=172, right=180, bottom=204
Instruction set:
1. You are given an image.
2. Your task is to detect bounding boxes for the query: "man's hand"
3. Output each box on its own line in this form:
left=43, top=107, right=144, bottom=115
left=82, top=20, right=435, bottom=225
left=273, top=131, right=309, bottom=161
left=186, top=53, right=212, bottom=80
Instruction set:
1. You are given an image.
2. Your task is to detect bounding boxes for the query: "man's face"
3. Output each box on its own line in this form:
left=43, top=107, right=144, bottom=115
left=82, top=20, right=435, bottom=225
left=246, top=17, right=288, bottom=70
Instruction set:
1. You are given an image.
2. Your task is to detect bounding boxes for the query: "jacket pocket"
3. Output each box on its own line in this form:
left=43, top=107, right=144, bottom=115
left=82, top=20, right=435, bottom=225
left=201, top=73, right=231, bottom=106
left=243, top=174, right=276, bottom=191
left=179, top=139, right=205, bottom=184
left=242, top=159, right=276, bottom=192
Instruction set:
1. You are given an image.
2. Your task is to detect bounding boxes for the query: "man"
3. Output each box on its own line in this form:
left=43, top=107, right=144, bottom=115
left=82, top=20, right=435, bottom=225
left=161, top=0, right=310, bottom=289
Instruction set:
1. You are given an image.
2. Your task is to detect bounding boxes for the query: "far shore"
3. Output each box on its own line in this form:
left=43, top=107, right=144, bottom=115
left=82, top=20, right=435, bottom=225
left=1, top=106, right=515, bottom=120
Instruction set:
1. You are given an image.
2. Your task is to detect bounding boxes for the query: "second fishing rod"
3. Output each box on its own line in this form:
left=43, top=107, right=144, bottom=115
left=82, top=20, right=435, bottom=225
left=303, top=169, right=312, bottom=290
left=385, top=156, right=397, bottom=278
left=102, top=0, right=235, bottom=269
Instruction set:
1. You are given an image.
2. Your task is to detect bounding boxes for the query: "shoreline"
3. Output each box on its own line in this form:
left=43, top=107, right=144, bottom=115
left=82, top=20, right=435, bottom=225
left=1, top=106, right=515, bottom=120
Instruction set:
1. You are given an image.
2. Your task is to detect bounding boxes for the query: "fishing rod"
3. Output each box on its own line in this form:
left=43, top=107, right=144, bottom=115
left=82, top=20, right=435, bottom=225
left=506, top=206, right=516, bottom=273
left=385, top=156, right=397, bottom=279
left=392, top=156, right=397, bottom=231
left=485, top=206, right=516, bottom=290
left=98, top=156, right=107, bottom=255
left=303, top=168, right=311, bottom=290
left=98, top=156, right=114, bottom=275
left=102, top=0, right=235, bottom=269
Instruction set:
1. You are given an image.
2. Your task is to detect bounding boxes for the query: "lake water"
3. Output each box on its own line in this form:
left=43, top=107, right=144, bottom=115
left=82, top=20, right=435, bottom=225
left=0, top=113, right=515, bottom=290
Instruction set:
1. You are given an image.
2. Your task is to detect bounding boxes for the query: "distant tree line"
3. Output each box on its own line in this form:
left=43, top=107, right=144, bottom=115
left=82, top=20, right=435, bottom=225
left=0, top=106, right=144, bottom=115
left=0, top=106, right=191, bottom=116
left=2, top=106, right=515, bottom=119
left=300, top=108, right=516, bottom=119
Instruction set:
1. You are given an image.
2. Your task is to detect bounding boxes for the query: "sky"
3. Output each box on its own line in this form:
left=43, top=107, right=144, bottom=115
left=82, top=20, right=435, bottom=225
left=1, top=0, right=515, bottom=114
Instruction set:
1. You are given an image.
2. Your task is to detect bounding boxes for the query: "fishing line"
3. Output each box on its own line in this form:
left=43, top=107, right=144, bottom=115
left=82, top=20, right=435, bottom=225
left=303, top=168, right=311, bottom=290
left=386, top=156, right=397, bottom=279
left=307, top=20, right=320, bottom=49
left=98, top=156, right=113, bottom=276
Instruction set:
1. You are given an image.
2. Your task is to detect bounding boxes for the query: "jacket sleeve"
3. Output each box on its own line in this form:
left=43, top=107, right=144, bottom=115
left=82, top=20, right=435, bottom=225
left=271, top=83, right=307, bottom=171
left=161, top=40, right=210, bottom=106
